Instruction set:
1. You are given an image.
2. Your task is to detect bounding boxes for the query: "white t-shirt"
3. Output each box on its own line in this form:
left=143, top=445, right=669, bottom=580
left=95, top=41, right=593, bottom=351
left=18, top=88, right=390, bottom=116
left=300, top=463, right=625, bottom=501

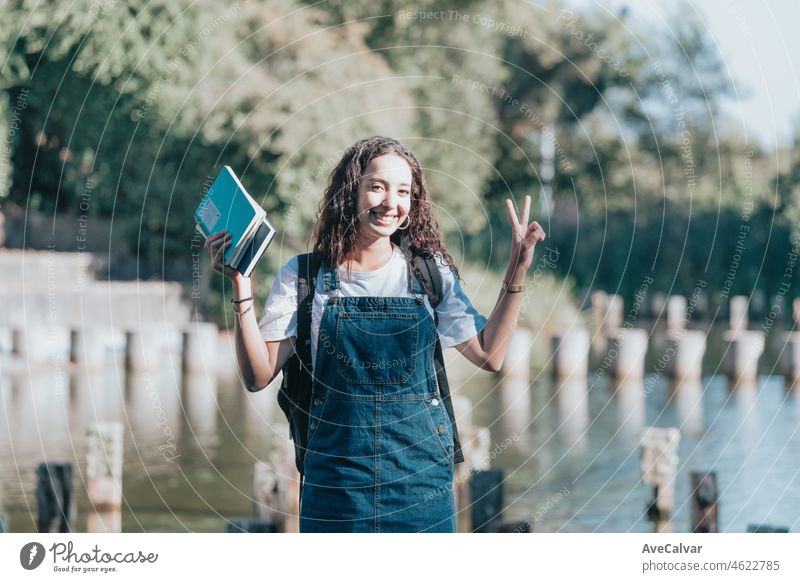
left=258, top=245, right=488, bottom=368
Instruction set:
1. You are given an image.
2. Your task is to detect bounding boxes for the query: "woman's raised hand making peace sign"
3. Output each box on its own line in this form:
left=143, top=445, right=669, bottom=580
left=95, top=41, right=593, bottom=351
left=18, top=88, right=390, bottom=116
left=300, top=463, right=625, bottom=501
left=505, top=194, right=546, bottom=270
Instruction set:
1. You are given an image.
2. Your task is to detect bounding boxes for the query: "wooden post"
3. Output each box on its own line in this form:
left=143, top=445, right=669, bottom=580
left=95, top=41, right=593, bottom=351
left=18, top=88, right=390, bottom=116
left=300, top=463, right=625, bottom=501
left=469, top=468, right=504, bottom=533
left=640, top=427, right=680, bottom=523
left=0, top=514, right=5, bottom=533
left=253, top=433, right=300, bottom=533
left=87, top=422, right=123, bottom=532
left=690, top=472, right=718, bottom=533
left=36, top=462, right=74, bottom=533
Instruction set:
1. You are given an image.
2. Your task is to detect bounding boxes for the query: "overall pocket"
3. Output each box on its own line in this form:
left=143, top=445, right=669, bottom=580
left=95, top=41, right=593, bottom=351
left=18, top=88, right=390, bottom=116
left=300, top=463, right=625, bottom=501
left=335, top=312, right=419, bottom=385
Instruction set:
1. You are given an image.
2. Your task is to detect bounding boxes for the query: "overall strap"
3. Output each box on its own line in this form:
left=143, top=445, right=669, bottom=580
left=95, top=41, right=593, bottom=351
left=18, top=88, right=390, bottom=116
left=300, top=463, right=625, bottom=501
left=320, top=254, right=339, bottom=294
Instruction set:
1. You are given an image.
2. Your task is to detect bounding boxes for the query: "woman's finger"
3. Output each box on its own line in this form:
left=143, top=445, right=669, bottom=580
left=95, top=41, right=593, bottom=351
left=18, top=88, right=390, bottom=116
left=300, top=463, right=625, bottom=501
left=521, top=195, right=531, bottom=228
left=209, top=232, right=231, bottom=254
left=214, top=240, right=227, bottom=265
left=505, top=198, right=520, bottom=230
left=528, top=224, right=545, bottom=242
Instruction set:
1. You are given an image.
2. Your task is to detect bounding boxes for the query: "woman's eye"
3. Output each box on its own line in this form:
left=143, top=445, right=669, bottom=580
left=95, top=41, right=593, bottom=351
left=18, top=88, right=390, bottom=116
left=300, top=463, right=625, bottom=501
left=371, top=183, right=384, bottom=191
left=399, top=189, right=410, bottom=196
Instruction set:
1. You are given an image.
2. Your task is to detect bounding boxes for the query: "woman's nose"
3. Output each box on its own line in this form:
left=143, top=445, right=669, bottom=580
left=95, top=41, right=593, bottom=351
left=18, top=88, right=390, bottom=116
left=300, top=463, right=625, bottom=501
left=381, top=189, right=401, bottom=205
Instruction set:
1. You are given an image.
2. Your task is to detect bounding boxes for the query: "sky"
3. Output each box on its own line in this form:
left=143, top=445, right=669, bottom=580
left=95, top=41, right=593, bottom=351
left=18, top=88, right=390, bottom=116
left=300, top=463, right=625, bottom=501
left=567, top=0, right=800, bottom=151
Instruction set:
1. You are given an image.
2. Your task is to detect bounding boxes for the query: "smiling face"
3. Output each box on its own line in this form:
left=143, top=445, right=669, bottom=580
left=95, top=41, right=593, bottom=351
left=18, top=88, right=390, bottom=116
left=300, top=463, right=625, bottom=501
left=355, top=153, right=413, bottom=244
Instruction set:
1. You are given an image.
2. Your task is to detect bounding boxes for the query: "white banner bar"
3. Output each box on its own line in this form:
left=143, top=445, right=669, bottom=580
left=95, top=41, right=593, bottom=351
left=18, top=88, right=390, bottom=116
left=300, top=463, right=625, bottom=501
left=1, top=533, right=798, bottom=581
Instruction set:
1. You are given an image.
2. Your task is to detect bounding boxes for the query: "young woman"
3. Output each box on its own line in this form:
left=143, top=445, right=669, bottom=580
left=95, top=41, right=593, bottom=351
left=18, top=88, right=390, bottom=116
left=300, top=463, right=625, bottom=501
left=205, top=136, right=545, bottom=532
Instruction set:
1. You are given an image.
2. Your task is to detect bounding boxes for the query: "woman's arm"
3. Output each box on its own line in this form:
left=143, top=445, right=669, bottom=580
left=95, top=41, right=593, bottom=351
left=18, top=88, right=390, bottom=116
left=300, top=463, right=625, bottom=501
left=232, top=275, right=295, bottom=391
left=206, top=231, right=295, bottom=392
left=454, top=195, right=545, bottom=372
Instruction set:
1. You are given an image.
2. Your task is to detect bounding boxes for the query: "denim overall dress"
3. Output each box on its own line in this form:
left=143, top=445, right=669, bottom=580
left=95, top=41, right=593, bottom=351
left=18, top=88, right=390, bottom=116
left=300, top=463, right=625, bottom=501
left=299, top=255, right=457, bottom=532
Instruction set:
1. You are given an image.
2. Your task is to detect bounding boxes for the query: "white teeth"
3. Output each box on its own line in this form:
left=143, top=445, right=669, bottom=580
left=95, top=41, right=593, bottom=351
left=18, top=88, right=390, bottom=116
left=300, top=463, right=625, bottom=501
left=370, top=210, right=398, bottom=225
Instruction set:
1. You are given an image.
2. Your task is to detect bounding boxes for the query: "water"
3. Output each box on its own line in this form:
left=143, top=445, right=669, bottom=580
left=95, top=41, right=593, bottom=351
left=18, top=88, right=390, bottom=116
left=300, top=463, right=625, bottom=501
left=1, top=323, right=798, bottom=532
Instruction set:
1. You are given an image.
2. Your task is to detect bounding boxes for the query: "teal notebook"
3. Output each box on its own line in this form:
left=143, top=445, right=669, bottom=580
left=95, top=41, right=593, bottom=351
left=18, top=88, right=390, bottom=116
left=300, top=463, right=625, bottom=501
left=194, top=166, right=263, bottom=266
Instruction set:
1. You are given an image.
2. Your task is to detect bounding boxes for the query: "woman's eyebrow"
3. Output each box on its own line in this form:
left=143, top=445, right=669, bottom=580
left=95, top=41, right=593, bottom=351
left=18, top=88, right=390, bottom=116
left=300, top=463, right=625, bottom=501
left=365, top=176, right=411, bottom=187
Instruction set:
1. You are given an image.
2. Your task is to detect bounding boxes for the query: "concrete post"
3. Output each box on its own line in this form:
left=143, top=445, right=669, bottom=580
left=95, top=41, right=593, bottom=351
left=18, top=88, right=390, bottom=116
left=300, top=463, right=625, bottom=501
left=86, top=422, right=123, bottom=532
left=666, top=296, right=687, bottom=333
left=781, top=331, right=800, bottom=391
left=125, top=327, right=164, bottom=371
left=70, top=326, right=107, bottom=370
left=641, top=427, right=680, bottom=521
left=667, top=330, right=706, bottom=381
left=729, top=296, right=749, bottom=334
left=608, top=328, right=649, bottom=380
left=551, top=328, right=590, bottom=381
left=722, top=330, right=764, bottom=385
left=181, top=322, right=219, bottom=373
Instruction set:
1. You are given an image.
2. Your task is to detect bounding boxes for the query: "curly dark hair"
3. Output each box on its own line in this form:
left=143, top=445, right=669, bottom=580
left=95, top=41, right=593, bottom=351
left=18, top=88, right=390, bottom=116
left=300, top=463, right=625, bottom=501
left=311, top=136, right=460, bottom=282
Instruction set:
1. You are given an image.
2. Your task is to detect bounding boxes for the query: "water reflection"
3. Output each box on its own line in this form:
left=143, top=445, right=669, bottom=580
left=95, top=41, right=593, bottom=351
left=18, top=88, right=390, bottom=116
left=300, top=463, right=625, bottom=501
left=495, top=375, right=532, bottom=455
left=610, top=377, right=646, bottom=441
left=125, top=371, right=181, bottom=463
left=1, top=323, right=799, bottom=533
left=181, top=372, right=218, bottom=446
left=669, top=378, right=705, bottom=436
left=553, top=377, right=589, bottom=451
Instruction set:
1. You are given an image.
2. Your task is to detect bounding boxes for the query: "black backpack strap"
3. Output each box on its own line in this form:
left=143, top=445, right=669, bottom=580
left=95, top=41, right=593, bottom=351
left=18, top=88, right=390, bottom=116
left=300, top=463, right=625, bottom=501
left=296, top=252, right=320, bottom=370
left=278, top=252, right=323, bottom=498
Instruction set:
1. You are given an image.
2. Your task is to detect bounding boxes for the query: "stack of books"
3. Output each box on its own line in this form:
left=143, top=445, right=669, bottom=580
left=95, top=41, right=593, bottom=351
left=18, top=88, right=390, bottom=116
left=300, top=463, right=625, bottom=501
left=194, top=166, right=276, bottom=277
